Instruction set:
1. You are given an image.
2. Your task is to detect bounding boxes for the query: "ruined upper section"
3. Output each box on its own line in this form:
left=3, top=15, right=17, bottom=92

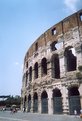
left=24, top=9, right=82, bottom=63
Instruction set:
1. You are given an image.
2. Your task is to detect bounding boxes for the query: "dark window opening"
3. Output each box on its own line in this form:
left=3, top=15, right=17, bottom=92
left=53, top=89, right=62, bottom=114
left=28, top=94, right=31, bottom=101
left=41, top=91, right=48, bottom=113
left=51, top=54, right=60, bottom=79
left=41, top=58, right=47, bottom=76
left=51, top=41, right=57, bottom=51
left=33, top=92, right=38, bottom=100
left=68, top=86, right=81, bottom=114
left=28, top=94, right=31, bottom=112
left=64, top=47, right=76, bottom=72
left=33, top=92, right=38, bottom=112
left=41, top=91, right=48, bottom=99
left=51, top=41, right=63, bottom=51
left=52, top=28, right=56, bottom=35
left=34, top=62, right=38, bottom=79
left=68, top=87, right=79, bottom=96
left=53, top=89, right=61, bottom=97
left=26, top=62, right=28, bottom=68
left=29, top=66, right=32, bottom=81
left=35, top=42, right=38, bottom=51
left=24, top=96, right=27, bottom=111
left=34, top=52, right=38, bottom=57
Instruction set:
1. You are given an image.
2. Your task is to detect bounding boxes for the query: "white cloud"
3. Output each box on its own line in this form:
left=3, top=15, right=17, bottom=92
left=15, top=62, right=19, bottom=66
left=64, top=0, right=79, bottom=12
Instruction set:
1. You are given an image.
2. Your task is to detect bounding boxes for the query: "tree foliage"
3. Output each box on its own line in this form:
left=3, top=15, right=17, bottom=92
left=0, top=95, right=21, bottom=108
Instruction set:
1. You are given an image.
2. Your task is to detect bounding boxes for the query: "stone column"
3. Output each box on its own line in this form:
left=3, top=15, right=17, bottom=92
left=79, top=84, right=82, bottom=109
left=59, top=51, right=66, bottom=78
left=61, top=85, right=69, bottom=114
left=38, top=92, right=41, bottom=113
left=75, top=43, right=82, bottom=68
left=32, top=68, right=34, bottom=82
left=38, top=63, right=41, bottom=78
left=21, top=96, right=23, bottom=111
left=48, top=89, right=53, bottom=114
left=47, top=59, right=52, bottom=78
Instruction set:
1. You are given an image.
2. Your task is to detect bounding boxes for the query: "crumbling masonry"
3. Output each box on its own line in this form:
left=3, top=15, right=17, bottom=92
left=21, top=10, right=82, bottom=115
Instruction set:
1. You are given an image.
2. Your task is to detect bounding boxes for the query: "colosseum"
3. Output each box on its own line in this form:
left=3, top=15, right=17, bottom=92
left=21, top=9, right=82, bottom=115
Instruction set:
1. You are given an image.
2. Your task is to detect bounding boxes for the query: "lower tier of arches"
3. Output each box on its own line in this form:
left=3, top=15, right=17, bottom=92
left=21, top=84, right=82, bottom=115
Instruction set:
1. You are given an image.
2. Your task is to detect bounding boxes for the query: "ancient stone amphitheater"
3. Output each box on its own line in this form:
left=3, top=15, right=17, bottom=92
left=21, top=9, right=82, bottom=115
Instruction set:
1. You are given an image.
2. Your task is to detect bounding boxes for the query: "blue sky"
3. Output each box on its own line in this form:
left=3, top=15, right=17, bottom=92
left=0, top=0, right=82, bottom=96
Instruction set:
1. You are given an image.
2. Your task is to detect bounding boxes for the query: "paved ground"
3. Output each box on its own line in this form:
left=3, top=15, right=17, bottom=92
left=0, top=111, right=82, bottom=121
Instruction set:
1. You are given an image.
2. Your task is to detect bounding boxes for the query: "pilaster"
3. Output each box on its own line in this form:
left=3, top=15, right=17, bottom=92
left=48, top=89, right=53, bottom=114
left=47, top=60, right=52, bottom=77
left=61, top=86, right=69, bottom=114
left=59, top=51, right=66, bottom=78
left=75, top=43, right=82, bottom=67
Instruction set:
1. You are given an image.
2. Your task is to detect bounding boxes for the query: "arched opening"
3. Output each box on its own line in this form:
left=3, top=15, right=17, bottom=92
left=41, top=91, right=48, bottom=113
left=68, top=86, right=81, bottom=114
left=64, top=47, right=77, bottom=72
left=28, top=94, right=31, bottom=112
left=29, top=66, right=32, bottom=81
left=26, top=61, right=28, bottom=68
left=34, top=62, right=38, bottom=79
left=53, top=89, right=62, bottom=114
left=51, top=41, right=57, bottom=51
left=24, top=96, right=27, bottom=112
left=41, top=58, right=47, bottom=76
left=33, top=92, right=38, bottom=112
left=50, top=41, right=63, bottom=51
left=51, top=54, right=60, bottom=79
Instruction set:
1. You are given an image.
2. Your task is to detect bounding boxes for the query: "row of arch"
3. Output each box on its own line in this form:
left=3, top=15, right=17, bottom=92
left=26, top=57, right=47, bottom=82
left=24, top=46, right=77, bottom=84
left=23, top=86, right=81, bottom=114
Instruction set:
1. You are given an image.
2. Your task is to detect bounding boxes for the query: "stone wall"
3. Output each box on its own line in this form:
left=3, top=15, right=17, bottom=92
left=21, top=9, right=82, bottom=115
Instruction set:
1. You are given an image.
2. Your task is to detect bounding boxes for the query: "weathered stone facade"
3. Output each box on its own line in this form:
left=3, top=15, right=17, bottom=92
left=21, top=10, right=82, bottom=115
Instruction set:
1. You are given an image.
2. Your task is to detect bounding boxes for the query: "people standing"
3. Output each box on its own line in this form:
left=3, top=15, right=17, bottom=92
left=23, top=107, right=25, bottom=112
left=74, top=110, right=77, bottom=117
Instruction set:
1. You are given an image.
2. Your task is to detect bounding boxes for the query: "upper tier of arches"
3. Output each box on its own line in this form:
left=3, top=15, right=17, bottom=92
left=24, top=9, right=82, bottom=62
